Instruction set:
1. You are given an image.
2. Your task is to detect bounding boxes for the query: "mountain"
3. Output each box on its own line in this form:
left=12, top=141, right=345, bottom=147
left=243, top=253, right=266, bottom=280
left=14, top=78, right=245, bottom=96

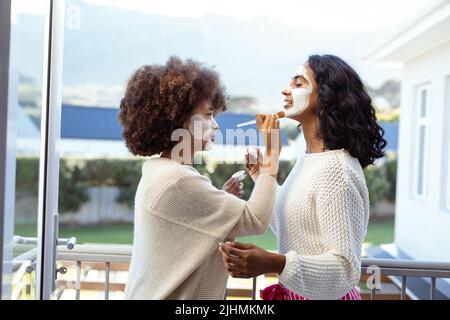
left=15, top=0, right=401, bottom=111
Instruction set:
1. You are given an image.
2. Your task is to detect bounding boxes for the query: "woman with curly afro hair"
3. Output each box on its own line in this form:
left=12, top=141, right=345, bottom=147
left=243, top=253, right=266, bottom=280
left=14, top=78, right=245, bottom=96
left=120, top=57, right=281, bottom=299
left=220, top=55, right=387, bottom=300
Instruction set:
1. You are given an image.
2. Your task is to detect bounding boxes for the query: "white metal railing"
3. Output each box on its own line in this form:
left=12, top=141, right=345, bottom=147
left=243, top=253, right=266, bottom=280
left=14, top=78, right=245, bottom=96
left=361, top=258, right=450, bottom=300
left=57, top=244, right=131, bottom=300
left=12, top=244, right=450, bottom=300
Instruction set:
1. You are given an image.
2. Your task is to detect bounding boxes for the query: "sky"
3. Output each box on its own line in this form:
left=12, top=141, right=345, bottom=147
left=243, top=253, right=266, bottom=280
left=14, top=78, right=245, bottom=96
left=11, top=0, right=435, bottom=109
left=15, top=0, right=431, bottom=30
left=82, top=0, right=432, bottom=30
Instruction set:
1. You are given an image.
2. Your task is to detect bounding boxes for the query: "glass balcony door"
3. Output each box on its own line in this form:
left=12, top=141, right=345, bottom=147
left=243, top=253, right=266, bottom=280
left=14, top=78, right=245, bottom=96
left=1, top=0, right=66, bottom=300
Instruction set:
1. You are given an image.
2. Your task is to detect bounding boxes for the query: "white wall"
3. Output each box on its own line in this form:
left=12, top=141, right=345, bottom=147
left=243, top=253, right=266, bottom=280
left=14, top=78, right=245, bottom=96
left=395, top=40, right=450, bottom=261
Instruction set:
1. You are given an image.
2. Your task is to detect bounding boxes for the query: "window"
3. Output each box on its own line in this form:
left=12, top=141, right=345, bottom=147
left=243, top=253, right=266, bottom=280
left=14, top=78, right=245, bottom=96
left=446, top=77, right=450, bottom=211
left=1, top=0, right=48, bottom=300
left=413, top=84, right=430, bottom=200
left=447, top=147, right=450, bottom=211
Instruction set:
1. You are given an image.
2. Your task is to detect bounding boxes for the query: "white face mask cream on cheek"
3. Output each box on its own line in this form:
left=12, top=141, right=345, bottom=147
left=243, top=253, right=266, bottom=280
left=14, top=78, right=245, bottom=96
left=203, top=116, right=218, bottom=151
left=188, top=113, right=216, bottom=151
left=285, top=65, right=313, bottom=117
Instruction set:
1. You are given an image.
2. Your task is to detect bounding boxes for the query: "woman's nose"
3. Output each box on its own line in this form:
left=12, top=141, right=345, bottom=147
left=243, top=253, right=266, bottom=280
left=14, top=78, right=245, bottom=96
left=212, top=117, right=219, bottom=130
left=282, top=87, right=291, bottom=96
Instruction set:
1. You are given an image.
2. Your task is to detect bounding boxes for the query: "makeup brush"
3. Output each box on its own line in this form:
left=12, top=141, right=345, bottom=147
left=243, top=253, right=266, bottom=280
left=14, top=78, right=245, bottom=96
left=236, top=111, right=285, bottom=128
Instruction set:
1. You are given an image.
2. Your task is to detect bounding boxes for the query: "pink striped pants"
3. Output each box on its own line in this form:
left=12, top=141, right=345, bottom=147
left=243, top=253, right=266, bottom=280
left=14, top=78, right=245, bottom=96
left=262, top=283, right=361, bottom=300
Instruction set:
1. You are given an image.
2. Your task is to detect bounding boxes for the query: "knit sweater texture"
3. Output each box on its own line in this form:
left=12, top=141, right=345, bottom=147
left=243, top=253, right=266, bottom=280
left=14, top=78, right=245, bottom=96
left=272, top=148, right=370, bottom=300
left=125, top=157, right=277, bottom=299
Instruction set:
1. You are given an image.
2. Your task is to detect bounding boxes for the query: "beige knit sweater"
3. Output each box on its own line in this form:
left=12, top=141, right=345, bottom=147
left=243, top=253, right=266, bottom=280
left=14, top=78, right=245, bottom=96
left=124, top=157, right=277, bottom=300
left=272, top=148, right=370, bottom=300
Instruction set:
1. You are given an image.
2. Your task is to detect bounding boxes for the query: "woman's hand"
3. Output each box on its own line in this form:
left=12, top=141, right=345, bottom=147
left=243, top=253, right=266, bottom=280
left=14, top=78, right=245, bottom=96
left=256, top=114, right=281, bottom=178
left=218, top=242, right=286, bottom=278
left=245, top=148, right=262, bottom=183
left=222, top=177, right=244, bottom=198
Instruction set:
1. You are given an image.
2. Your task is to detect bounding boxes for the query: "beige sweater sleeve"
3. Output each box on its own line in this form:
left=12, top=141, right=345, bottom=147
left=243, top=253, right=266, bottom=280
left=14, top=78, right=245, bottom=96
left=226, top=175, right=278, bottom=238
left=126, top=162, right=277, bottom=299
left=150, top=171, right=277, bottom=241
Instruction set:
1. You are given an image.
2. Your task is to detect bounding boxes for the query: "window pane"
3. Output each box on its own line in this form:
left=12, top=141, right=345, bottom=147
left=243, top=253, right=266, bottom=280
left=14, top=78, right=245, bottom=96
left=9, top=0, right=47, bottom=300
left=420, top=89, right=427, bottom=118
left=417, top=125, right=426, bottom=196
left=447, top=78, right=450, bottom=210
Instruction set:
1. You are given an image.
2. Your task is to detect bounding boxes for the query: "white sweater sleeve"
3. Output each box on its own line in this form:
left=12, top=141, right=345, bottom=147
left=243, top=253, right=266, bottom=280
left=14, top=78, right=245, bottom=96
left=150, top=172, right=277, bottom=240
left=269, top=183, right=282, bottom=237
left=278, top=171, right=365, bottom=300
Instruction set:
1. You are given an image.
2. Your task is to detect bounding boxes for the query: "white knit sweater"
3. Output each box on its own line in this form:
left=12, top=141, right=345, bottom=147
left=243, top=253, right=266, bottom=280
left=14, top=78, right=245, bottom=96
left=124, top=157, right=277, bottom=300
left=272, top=148, right=370, bottom=300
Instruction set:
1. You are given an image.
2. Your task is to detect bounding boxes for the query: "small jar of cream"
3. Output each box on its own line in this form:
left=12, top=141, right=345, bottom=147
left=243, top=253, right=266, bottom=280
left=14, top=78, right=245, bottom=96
left=231, top=170, right=246, bottom=181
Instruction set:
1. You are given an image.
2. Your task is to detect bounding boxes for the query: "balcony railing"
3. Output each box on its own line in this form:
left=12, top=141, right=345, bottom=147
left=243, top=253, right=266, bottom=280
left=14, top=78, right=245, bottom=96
left=57, top=244, right=131, bottom=300
left=12, top=244, right=450, bottom=300
left=361, top=258, right=450, bottom=300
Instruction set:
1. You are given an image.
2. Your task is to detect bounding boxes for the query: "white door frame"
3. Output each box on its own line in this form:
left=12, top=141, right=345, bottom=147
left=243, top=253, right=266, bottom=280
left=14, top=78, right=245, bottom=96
left=0, top=0, right=65, bottom=300
left=0, top=0, right=15, bottom=300
left=35, top=0, right=66, bottom=300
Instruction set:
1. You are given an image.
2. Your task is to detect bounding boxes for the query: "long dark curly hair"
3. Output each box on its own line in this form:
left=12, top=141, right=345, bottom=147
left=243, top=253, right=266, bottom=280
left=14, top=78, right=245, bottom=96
left=307, top=54, right=386, bottom=168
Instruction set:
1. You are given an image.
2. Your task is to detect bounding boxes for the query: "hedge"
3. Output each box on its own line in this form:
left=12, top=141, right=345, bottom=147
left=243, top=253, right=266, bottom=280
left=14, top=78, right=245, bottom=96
left=15, top=154, right=397, bottom=213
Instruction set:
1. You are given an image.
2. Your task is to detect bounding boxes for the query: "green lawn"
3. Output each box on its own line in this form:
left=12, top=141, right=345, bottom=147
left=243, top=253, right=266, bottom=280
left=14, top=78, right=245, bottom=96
left=15, top=223, right=134, bottom=244
left=237, top=219, right=395, bottom=250
left=237, top=230, right=278, bottom=251
left=14, top=219, right=394, bottom=249
left=363, top=219, right=395, bottom=246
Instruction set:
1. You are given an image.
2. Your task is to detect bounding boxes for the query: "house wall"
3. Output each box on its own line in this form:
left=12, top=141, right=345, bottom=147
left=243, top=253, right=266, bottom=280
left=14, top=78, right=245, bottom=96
left=395, top=40, right=450, bottom=261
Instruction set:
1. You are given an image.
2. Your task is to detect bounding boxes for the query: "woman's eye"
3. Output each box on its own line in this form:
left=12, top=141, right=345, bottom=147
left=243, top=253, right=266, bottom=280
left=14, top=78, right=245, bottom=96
left=206, top=113, right=213, bottom=118
left=291, top=79, right=302, bottom=88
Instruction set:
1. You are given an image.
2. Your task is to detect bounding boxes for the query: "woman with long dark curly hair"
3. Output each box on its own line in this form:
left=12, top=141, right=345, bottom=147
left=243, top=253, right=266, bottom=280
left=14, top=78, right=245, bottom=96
left=219, top=54, right=387, bottom=300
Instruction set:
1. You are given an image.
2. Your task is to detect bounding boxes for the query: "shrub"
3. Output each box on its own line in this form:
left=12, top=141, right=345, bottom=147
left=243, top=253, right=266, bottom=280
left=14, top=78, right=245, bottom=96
left=16, top=157, right=90, bottom=213
left=112, top=159, right=144, bottom=207
left=16, top=157, right=40, bottom=195
left=15, top=154, right=396, bottom=213
left=364, top=164, right=389, bottom=208
left=58, top=159, right=90, bottom=213
left=384, top=156, right=397, bottom=202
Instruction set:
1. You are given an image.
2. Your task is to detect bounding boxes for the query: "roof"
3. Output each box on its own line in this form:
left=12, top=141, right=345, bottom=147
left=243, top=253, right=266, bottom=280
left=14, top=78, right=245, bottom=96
left=60, top=104, right=290, bottom=145
left=364, top=0, right=450, bottom=64
left=16, top=104, right=396, bottom=152
left=61, top=104, right=122, bottom=140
